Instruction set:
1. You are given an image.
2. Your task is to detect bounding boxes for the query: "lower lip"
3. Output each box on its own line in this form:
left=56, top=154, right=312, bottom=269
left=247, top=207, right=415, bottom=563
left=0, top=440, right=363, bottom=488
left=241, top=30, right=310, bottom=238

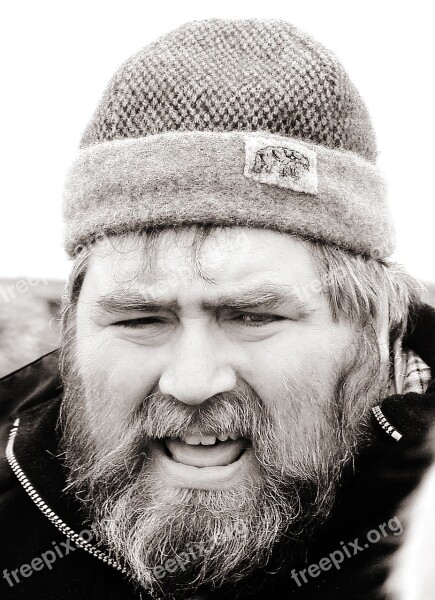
left=150, top=440, right=253, bottom=490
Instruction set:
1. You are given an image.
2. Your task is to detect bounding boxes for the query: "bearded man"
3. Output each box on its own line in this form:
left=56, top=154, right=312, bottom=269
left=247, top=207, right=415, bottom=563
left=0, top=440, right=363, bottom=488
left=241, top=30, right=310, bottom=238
left=1, top=19, right=434, bottom=600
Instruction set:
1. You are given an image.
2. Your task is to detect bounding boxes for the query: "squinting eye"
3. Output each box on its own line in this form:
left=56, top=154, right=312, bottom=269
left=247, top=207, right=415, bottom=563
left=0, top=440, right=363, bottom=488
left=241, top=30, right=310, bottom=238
left=231, top=313, right=285, bottom=327
left=114, top=317, right=167, bottom=329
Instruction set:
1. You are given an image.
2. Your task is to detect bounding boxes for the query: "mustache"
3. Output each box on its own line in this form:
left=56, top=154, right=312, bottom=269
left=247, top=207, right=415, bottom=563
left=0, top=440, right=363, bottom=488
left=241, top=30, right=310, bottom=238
left=130, top=386, right=271, bottom=442
left=61, top=384, right=282, bottom=498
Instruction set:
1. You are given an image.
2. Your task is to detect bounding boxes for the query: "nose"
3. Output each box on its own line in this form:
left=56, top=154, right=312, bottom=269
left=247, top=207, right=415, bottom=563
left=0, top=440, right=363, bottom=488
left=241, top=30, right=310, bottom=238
left=158, top=322, right=237, bottom=405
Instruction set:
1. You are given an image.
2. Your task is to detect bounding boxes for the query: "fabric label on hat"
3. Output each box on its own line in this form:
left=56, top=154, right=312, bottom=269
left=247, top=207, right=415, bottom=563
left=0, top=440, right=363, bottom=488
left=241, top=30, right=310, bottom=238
left=244, top=135, right=318, bottom=194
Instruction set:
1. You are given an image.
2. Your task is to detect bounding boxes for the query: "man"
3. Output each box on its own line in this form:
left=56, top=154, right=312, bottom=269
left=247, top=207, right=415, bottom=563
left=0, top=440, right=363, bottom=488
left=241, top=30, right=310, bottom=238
left=0, top=19, right=434, bottom=600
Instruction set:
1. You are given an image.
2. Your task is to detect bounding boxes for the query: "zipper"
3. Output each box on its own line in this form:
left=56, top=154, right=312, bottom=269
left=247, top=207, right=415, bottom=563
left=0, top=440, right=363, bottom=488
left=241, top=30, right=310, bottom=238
left=5, top=417, right=129, bottom=574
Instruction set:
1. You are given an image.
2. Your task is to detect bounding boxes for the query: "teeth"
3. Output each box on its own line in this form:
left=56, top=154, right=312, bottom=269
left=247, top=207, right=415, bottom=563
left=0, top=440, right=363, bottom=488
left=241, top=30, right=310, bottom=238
left=180, top=434, right=239, bottom=445
left=199, top=435, right=216, bottom=446
left=183, top=435, right=202, bottom=445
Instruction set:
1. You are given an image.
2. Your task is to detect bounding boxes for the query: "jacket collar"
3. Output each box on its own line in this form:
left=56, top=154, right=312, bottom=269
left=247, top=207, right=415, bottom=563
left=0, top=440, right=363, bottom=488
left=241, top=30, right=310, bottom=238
left=406, top=303, right=435, bottom=371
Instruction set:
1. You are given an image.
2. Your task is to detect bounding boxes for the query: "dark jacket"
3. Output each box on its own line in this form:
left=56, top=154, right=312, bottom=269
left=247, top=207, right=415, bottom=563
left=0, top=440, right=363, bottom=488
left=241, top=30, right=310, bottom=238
left=1, top=304, right=435, bottom=600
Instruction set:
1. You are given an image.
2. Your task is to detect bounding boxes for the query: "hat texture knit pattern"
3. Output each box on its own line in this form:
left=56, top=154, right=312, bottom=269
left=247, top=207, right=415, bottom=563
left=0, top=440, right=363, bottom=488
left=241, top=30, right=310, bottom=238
left=63, top=19, right=395, bottom=258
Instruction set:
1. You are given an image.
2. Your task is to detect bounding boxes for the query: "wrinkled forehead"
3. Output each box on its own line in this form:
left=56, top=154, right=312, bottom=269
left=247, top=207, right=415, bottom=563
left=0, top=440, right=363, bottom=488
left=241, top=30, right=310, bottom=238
left=82, top=227, right=322, bottom=303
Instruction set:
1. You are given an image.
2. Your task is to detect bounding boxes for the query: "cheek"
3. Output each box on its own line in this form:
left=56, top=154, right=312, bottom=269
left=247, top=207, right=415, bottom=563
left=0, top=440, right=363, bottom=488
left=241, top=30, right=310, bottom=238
left=76, top=333, right=161, bottom=431
left=244, top=327, right=347, bottom=411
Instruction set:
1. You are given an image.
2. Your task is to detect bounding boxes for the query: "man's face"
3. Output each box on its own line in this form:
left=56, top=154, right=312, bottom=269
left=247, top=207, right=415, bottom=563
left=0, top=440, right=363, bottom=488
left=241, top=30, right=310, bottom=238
left=61, top=228, right=385, bottom=596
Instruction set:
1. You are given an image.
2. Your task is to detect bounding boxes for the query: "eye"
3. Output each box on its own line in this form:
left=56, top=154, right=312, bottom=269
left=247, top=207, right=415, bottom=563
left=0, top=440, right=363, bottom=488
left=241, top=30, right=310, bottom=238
left=114, top=316, right=168, bottom=329
left=230, top=312, right=285, bottom=327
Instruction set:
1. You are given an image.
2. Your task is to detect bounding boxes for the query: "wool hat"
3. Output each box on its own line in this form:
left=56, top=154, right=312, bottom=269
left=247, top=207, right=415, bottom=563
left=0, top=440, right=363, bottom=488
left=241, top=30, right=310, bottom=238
left=63, top=19, right=395, bottom=259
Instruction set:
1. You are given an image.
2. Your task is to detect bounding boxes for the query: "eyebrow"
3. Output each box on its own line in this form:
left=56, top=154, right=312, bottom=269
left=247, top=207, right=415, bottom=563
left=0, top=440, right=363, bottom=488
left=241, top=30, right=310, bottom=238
left=203, top=283, right=309, bottom=311
left=94, top=282, right=313, bottom=315
left=95, top=292, right=179, bottom=315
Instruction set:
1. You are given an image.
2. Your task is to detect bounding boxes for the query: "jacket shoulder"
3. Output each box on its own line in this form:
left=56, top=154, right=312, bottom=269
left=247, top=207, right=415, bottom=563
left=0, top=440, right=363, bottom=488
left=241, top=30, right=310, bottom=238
left=0, top=350, right=61, bottom=493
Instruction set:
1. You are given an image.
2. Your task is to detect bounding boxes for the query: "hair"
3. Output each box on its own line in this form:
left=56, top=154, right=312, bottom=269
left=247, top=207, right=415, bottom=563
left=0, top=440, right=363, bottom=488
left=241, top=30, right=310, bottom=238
left=60, top=225, right=424, bottom=363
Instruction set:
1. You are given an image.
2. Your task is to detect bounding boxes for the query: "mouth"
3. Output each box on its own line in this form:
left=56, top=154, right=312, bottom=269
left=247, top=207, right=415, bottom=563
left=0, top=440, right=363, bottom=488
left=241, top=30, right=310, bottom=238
left=151, top=433, right=253, bottom=490
left=163, top=433, right=250, bottom=468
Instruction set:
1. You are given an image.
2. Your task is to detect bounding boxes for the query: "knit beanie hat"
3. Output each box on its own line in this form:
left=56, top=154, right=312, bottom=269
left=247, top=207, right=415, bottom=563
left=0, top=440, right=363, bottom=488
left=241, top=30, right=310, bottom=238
left=63, top=19, right=394, bottom=259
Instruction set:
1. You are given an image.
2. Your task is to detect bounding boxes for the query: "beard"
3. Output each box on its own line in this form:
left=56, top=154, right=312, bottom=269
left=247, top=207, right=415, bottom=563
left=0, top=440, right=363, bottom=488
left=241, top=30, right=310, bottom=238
left=58, top=329, right=386, bottom=599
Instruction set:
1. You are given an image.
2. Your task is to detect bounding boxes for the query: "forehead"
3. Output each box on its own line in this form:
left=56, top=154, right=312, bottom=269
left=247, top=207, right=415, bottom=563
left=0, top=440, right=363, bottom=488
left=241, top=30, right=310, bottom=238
left=82, top=228, right=321, bottom=302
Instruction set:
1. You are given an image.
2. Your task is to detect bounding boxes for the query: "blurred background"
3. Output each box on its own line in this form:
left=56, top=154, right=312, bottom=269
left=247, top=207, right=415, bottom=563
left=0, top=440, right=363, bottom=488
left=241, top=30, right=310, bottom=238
left=1, top=0, right=434, bottom=376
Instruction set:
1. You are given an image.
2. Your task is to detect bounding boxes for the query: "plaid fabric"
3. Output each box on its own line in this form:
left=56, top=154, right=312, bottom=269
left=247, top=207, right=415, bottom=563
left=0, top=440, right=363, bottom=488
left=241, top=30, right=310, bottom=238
left=403, top=350, right=432, bottom=394
left=389, top=347, right=432, bottom=396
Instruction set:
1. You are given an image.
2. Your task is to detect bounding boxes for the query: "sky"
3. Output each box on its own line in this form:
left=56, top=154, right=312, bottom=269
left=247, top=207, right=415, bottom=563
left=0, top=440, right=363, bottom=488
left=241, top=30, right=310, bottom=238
left=1, top=0, right=434, bottom=282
